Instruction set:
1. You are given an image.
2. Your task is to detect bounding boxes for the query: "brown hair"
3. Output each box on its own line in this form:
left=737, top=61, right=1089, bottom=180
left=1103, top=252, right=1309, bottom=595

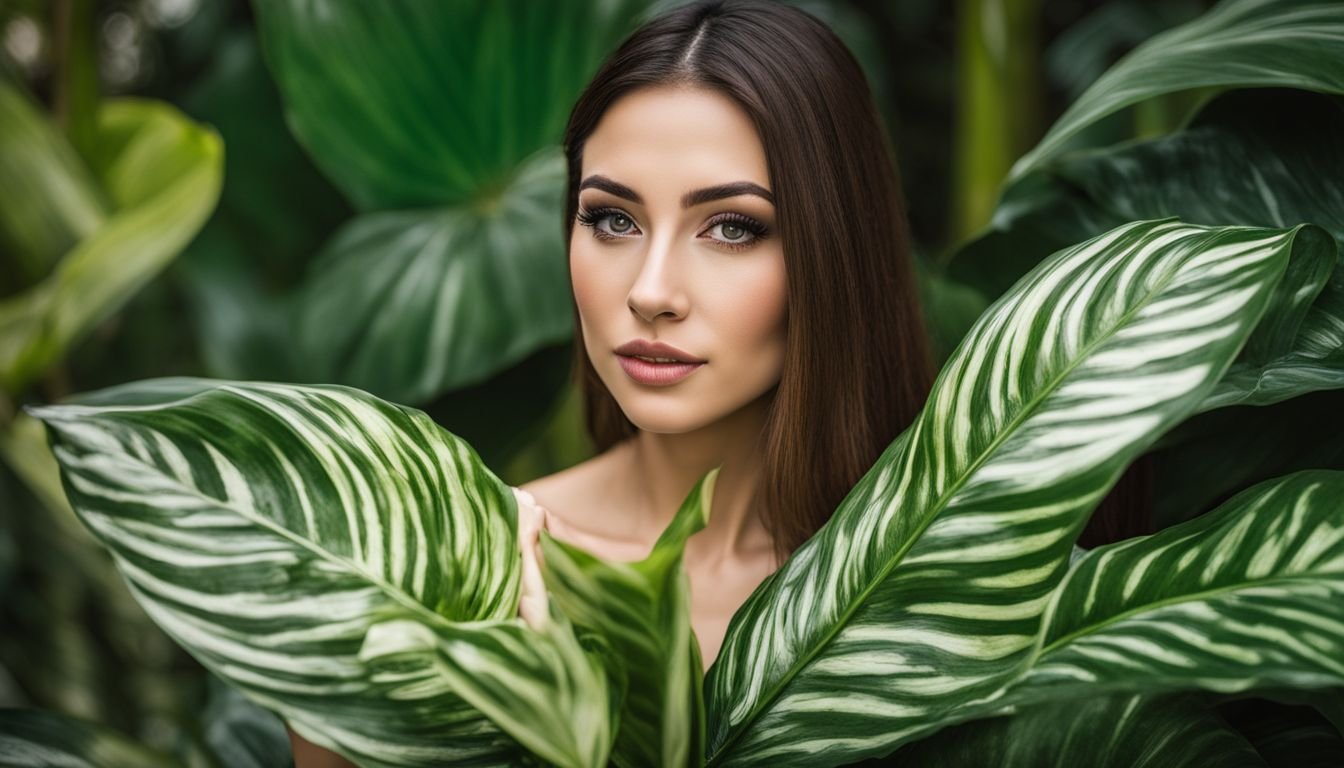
left=560, top=0, right=937, bottom=567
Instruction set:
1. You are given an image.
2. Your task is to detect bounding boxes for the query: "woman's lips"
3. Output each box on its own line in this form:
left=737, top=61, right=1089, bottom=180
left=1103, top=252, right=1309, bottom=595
left=616, top=354, right=705, bottom=386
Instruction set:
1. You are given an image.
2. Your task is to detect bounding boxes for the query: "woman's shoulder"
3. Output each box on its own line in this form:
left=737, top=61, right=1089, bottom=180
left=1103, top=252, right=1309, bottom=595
left=513, top=441, right=651, bottom=562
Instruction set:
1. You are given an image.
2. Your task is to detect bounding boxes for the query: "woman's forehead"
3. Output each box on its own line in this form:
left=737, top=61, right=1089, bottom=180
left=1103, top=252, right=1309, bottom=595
left=583, top=86, right=769, bottom=189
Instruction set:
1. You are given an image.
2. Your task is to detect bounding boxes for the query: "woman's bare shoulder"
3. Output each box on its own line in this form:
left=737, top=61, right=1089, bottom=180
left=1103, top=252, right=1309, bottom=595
left=514, top=442, right=650, bottom=561
left=515, top=443, right=625, bottom=525
left=515, top=452, right=607, bottom=513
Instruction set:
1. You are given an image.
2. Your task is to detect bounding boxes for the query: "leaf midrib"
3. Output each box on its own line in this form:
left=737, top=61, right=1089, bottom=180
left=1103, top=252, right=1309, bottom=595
left=709, top=224, right=1194, bottom=762
left=84, top=414, right=475, bottom=637
left=1036, top=570, right=1344, bottom=660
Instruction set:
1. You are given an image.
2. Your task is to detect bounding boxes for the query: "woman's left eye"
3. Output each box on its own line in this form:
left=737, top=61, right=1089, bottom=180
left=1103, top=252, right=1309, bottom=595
left=704, top=214, right=770, bottom=251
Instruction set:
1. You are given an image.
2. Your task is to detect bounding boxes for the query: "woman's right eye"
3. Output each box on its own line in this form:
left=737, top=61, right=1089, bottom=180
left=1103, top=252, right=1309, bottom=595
left=576, top=206, right=640, bottom=241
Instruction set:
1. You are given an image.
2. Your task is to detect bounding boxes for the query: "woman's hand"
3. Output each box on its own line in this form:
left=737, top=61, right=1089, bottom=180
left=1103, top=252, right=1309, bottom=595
left=512, top=487, right=551, bottom=630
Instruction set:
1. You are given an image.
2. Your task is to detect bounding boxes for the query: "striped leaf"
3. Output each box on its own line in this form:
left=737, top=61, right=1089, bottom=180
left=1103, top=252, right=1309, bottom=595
left=703, top=218, right=1330, bottom=766
left=538, top=467, right=717, bottom=768
left=892, top=693, right=1265, bottom=767
left=1007, top=0, right=1344, bottom=182
left=1000, top=469, right=1344, bottom=707
left=1200, top=258, right=1344, bottom=411
left=0, top=709, right=178, bottom=768
left=23, top=382, right=618, bottom=768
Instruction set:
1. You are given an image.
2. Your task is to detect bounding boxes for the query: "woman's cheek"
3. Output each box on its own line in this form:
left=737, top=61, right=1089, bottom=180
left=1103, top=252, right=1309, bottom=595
left=569, top=240, right=609, bottom=330
left=719, top=252, right=788, bottom=366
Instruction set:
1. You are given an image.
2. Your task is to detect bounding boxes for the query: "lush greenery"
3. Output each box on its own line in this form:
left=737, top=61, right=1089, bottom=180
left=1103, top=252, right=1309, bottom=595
left=2, top=0, right=1342, bottom=766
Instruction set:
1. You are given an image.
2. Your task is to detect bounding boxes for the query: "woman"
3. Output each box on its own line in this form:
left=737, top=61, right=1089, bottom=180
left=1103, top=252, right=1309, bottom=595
left=512, top=0, right=937, bottom=668
left=290, top=1, right=935, bottom=764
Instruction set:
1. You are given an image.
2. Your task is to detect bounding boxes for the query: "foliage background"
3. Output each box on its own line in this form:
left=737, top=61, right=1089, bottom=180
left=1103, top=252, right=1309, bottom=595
left=1, top=0, right=1273, bottom=763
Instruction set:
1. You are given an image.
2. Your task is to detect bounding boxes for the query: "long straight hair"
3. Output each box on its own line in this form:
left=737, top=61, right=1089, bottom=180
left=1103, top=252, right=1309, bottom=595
left=560, top=0, right=937, bottom=567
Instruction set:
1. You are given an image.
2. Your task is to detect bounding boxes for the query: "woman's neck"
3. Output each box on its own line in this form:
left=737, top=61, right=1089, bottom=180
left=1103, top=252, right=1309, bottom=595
left=617, top=390, right=776, bottom=571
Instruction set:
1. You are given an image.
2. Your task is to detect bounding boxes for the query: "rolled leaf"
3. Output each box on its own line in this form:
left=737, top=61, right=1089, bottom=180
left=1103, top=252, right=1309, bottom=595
left=0, top=95, right=223, bottom=396
left=1003, top=469, right=1344, bottom=706
left=24, top=381, right=618, bottom=767
left=538, top=467, right=718, bottom=768
left=0, top=80, right=106, bottom=286
left=704, top=218, right=1326, bottom=766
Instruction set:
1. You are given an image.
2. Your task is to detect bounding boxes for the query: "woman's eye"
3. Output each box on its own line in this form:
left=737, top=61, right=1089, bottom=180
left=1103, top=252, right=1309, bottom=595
left=607, top=213, right=635, bottom=234
left=716, top=222, right=748, bottom=242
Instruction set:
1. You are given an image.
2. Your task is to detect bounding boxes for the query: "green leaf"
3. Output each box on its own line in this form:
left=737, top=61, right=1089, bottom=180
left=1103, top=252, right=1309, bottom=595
left=1007, top=0, right=1344, bottom=182
left=1003, top=469, right=1344, bottom=707
left=0, top=93, right=223, bottom=397
left=538, top=466, right=718, bottom=768
left=892, top=693, right=1265, bottom=767
left=291, top=149, right=574, bottom=405
left=250, top=0, right=646, bottom=211
left=950, top=88, right=1344, bottom=411
left=704, top=219, right=1326, bottom=766
left=1199, top=253, right=1344, bottom=411
left=24, top=381, right=618, bottom=768
left=0, top=79, right=107, bottom=288
left=0, top=709, right=179, bottom=768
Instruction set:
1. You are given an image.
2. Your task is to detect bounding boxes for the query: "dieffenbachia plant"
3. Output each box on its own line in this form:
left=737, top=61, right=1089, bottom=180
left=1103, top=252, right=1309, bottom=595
left=24, top=214, right=1342, bottom=766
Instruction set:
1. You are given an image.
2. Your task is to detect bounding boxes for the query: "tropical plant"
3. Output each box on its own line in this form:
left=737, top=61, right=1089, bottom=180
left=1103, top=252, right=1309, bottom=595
left=8, top=0, right=1344, bottom=766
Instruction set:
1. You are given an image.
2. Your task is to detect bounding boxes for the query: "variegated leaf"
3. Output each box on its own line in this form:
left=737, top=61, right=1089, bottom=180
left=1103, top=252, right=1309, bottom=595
left=24, top=382, right=617, bottom=768
left=1003, top=469, right=1344, bottom=706
left=704, top=218, right=1330, bottom=766
left=538, top=467, right=717, bottom=768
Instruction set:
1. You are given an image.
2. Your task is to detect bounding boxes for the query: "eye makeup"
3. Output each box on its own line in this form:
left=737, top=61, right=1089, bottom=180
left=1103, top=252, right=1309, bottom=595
left=575, top=204, right=772, bottom=252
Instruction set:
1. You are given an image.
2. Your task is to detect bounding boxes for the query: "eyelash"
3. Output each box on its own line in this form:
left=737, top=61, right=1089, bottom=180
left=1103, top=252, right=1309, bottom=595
left=575, top=205, right=771, bottom=252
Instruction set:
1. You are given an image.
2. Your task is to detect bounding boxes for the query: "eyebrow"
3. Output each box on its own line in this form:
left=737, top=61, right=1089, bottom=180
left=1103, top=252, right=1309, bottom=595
left=579, top=174, right=775, bottom=208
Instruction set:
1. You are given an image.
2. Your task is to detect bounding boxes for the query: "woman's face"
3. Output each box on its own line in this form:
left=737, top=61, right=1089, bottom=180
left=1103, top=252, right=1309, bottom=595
left=571, top=85, right=787, bottom=434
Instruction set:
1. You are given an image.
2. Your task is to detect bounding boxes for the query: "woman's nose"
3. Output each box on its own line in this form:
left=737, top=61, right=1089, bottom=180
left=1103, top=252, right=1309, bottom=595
left=626, top=235, right=689, bottom=322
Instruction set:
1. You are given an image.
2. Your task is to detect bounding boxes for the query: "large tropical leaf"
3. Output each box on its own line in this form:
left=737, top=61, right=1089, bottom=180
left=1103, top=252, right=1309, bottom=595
left=248, top=0, right=653, bottom=406
left=892, top=692, right=1265, bottom=767
left=24, top=382, right=619, bottom=768
left=1007, top=0, right=1344, bottom=182
left=250, top=0, right=647, bottom=211
left=0, top=87, right=223, bottom=397
left=703, top=218, right=1331, bottom=766
left=289, top=149, right=574, bottom=404
left=538, top=467, right=716, bottom=768
left=999, top=469, right=1344, bottom=708
left=950, top=88, right=1344, bottom=409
